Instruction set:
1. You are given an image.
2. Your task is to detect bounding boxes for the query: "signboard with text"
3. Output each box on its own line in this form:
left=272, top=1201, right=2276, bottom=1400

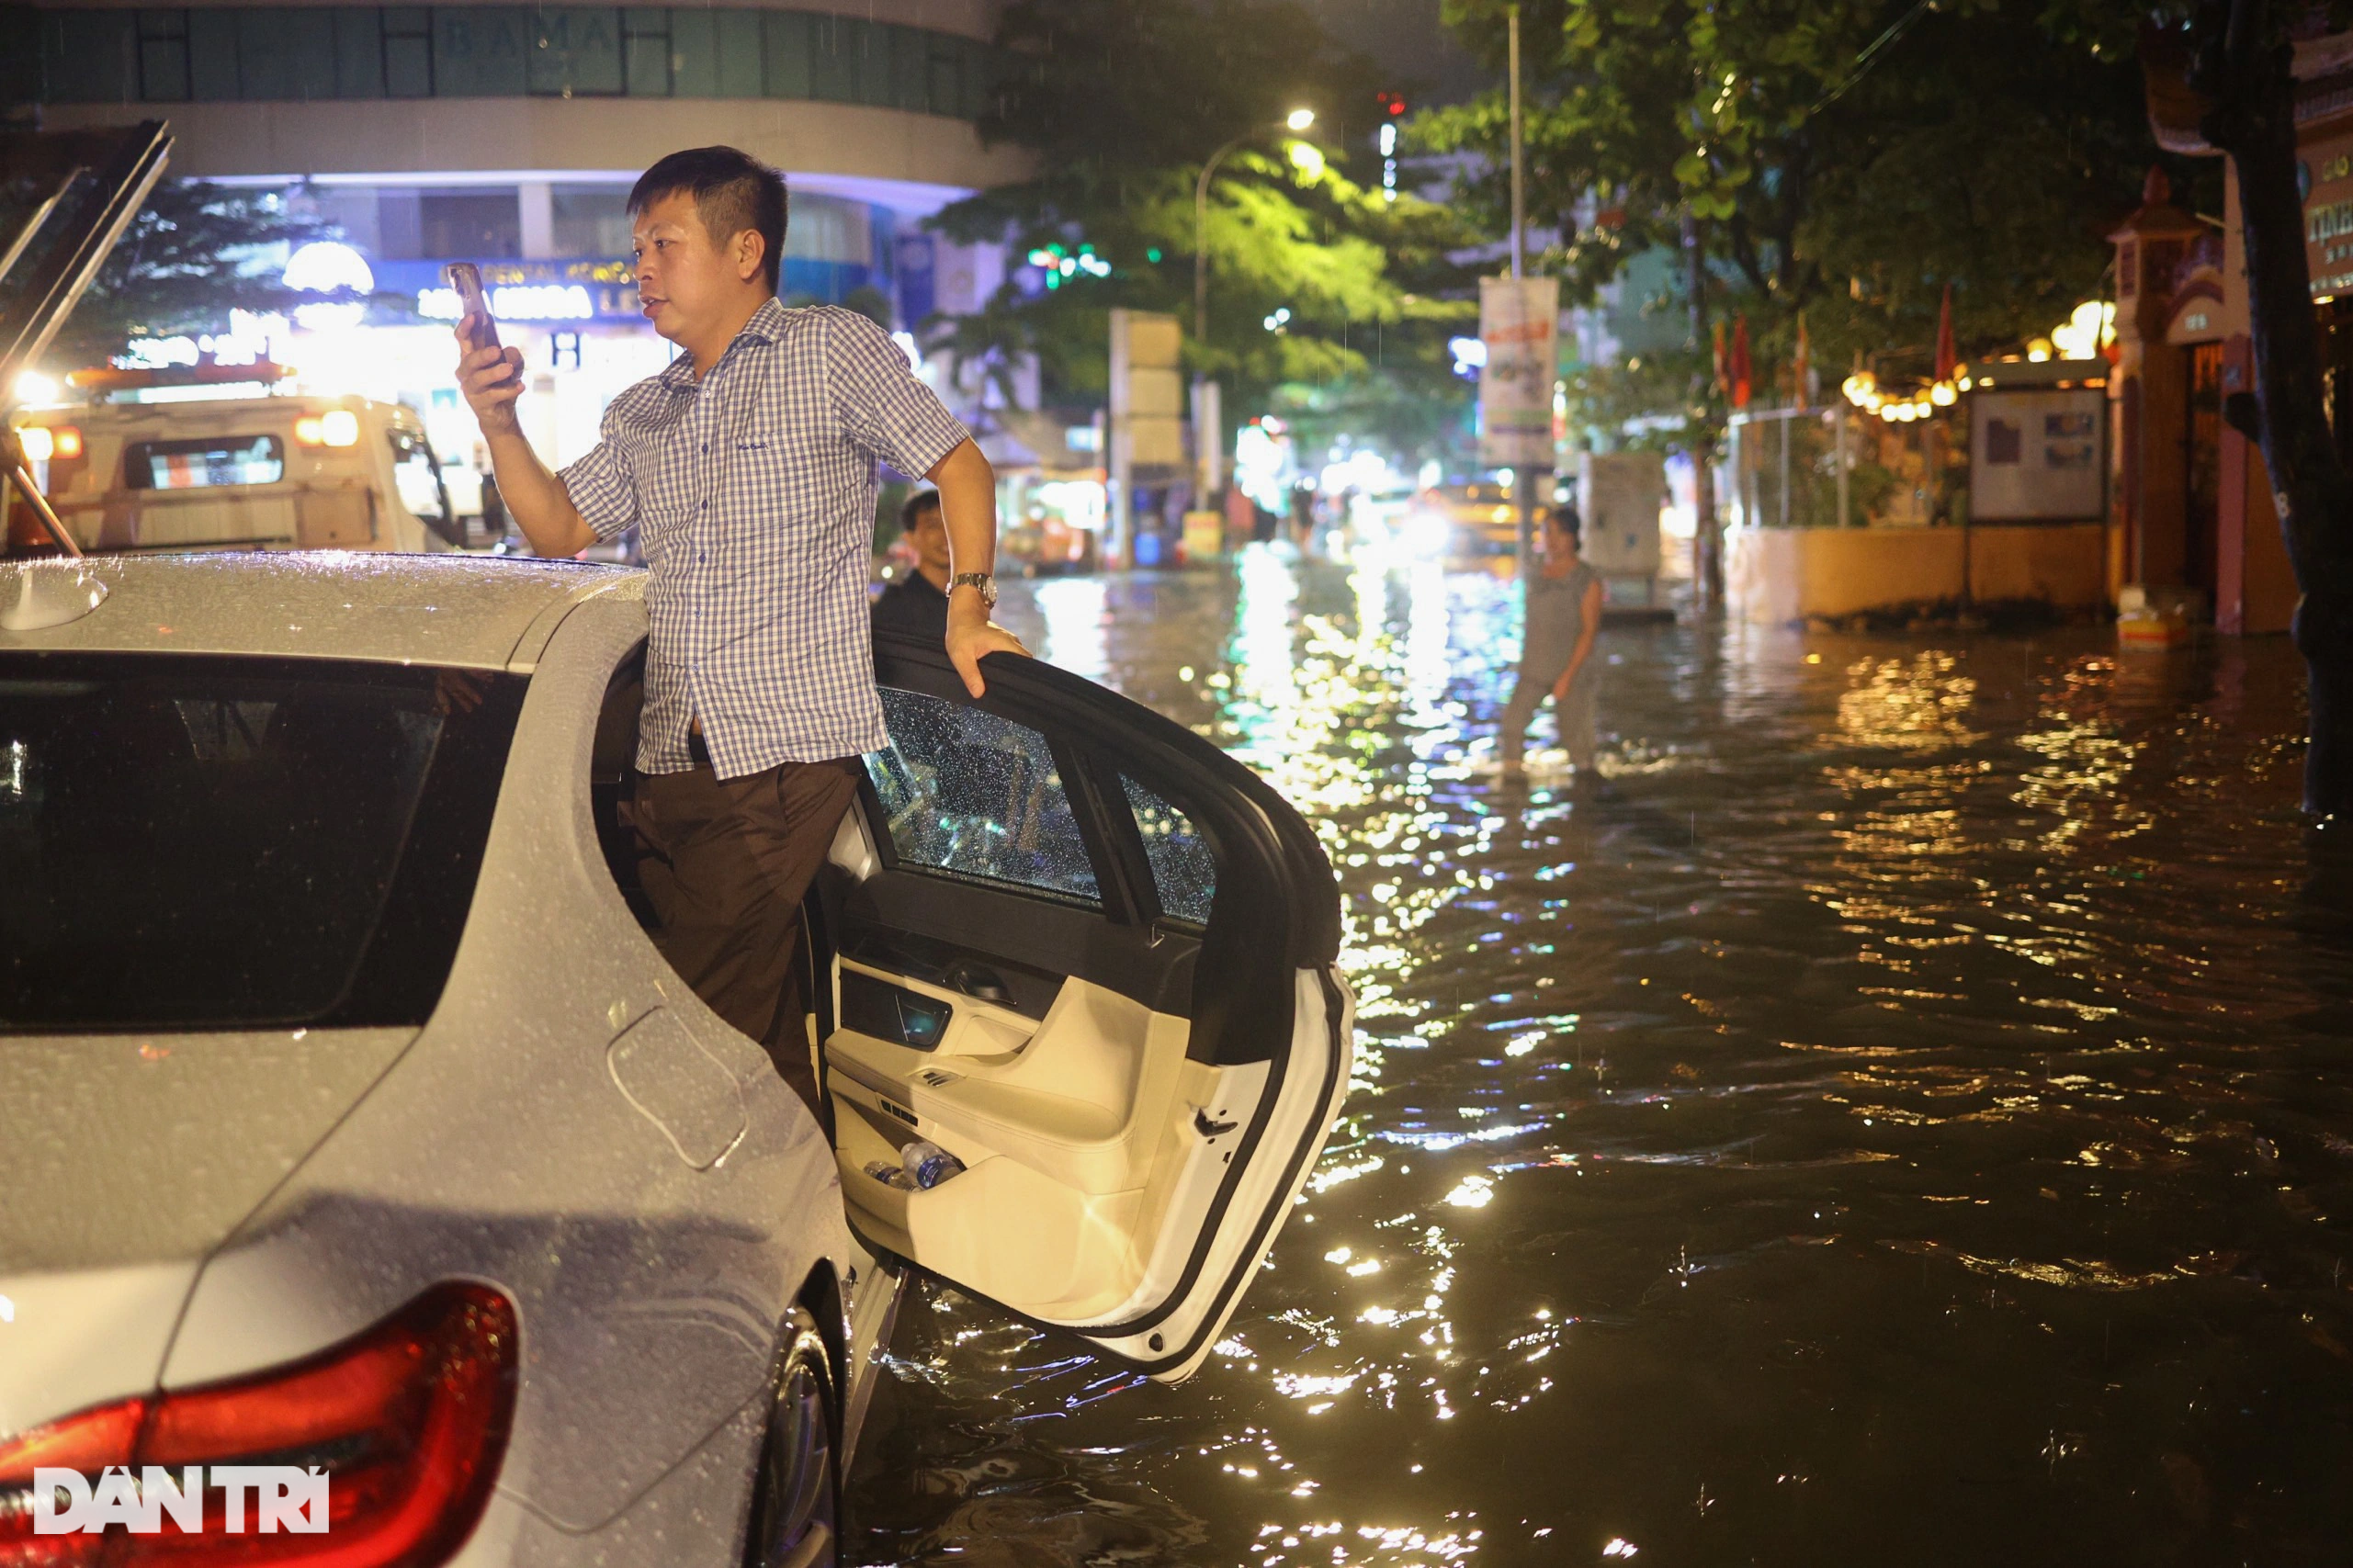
left=1969, top=389, right=2106, bottom=522
left=377, top=258, right=641, bottom=323
left=2304, top=130, right=2353, bottom=299
left=1478, top=276, right=1559, bottom=468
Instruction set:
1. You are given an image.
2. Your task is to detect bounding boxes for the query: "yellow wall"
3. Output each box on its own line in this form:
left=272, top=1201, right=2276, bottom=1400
left=1726, top=524, right=2109, bottom=624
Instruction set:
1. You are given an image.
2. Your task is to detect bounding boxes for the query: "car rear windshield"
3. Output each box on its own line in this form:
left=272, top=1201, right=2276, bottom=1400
left=123, top=434, right=286, bottom=491
left=0, top=652, right=525, bottom=1033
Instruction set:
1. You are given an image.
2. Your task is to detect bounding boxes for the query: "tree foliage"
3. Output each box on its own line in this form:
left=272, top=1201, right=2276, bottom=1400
left=929, top=0, right=1477, bottom=460
left=1, top=178, right=334, bottom=370
left=1420, top=0, right=2175, bottom=397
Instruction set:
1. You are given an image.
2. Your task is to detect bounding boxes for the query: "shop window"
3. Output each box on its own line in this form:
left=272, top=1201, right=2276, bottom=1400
left=959, top=35, right=996, bottom=120
left=785, top=197, right=869, bottom=266
left=551, top=186, right=633, bottom=261
left=332, top=8, right=383, bottom=97
left=886, top=23, right=924, bottom=113
left=235, top=8, right=337, bottom=101
left=807, top=13, right=866, bottom=105
left=762, top=11, right=813, bottom=99
left=924, top=33, right=962, bottom=118
left=715, top=8, right=763, bottom=96
left=527, top=6, right=623, bottom=96
left=420, top=189, right=522, bottom=259
left=40, top=11, right=137, bottom=103
left=432, top=6, right=529, bottom=96
left=138, top=11, right=191, bottom=103
left=669, top=8, right=716, bottom=96
left=623, top=8, right=670, bottom=96
left=30, top=6, right=1001, bottom=116
left=382, top=7, right=433, bottom=97
left=185, top=9, right=236, bottom=99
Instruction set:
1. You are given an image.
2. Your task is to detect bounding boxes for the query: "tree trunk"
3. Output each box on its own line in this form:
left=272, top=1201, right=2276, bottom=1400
left=2200, top=2, right=2353, bottom=817
left=1683, top=210, right=1724, bottom=610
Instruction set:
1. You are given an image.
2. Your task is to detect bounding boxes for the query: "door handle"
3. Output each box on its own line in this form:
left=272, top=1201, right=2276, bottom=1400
left=942, top=960, right=1014, bottom=1006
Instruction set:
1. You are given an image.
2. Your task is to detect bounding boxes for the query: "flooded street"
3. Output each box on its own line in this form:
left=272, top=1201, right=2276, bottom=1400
left=844, top=545, right=2353, bottom=1566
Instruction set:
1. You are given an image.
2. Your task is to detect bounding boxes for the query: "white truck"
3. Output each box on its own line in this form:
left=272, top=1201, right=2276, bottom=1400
left=6, top=388, right=462, bottom=555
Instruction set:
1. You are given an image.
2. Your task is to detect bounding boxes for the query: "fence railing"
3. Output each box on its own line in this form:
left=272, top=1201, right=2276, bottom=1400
left=1725, top=404, right=1954, bottom=530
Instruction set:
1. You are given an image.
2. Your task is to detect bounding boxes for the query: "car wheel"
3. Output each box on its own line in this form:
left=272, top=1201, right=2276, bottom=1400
left=743, top=1306, right=839, bottom=1568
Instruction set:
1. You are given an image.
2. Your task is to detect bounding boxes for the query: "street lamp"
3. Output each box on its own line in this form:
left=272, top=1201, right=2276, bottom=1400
left=1195, top=107, right=1315, bottom=348
left=1193, top=109, right=1314, bottom=502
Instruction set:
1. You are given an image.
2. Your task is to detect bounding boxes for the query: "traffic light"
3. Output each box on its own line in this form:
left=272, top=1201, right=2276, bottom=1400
left=1374, top=93, right=1406, bottom=201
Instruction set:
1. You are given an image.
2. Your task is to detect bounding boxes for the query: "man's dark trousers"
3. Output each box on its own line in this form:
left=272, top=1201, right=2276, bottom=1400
left=629, top=748, right=863, bottom=1111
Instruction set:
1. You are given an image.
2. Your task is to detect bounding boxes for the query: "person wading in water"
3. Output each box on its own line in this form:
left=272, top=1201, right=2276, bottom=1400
left=1497, top=504, right=1605, bottom=778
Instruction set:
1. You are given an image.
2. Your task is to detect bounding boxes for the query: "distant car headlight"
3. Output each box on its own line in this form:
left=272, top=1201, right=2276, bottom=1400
left=1403, top=508, right=1452, bottom=558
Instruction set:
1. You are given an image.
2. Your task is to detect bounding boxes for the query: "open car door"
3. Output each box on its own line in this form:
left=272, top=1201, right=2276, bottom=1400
left=814, top=635, right=1351, bottom=1382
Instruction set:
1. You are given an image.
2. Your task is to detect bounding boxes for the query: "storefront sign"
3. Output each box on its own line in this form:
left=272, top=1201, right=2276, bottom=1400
left=1478, top=276, right=1559, bottom=468
left=374, top=258, right=642, bottom=323
left=2303, top=130, right=2353, bottom=298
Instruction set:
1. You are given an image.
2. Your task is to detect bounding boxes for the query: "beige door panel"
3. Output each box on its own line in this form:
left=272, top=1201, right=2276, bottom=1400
left=827, top=964, right=1187, bottom=1193
left=826, top=964, right=1274, bottom=1324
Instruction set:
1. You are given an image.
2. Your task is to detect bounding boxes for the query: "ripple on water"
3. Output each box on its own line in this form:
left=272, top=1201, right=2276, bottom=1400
left=848, top=548, right=2353, bottom=1566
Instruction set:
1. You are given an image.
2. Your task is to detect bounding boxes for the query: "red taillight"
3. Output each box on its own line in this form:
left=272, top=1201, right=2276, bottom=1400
left=0, top=1285, right=516, bottom=1568
left=50, top=427, right=82, bottom=461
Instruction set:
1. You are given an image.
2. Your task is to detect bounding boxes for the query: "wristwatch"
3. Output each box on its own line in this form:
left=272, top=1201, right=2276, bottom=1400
left=948, top=571, right=999, bottom=608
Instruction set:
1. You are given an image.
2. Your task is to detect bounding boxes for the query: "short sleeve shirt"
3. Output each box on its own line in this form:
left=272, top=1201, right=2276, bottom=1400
left=560, top=300, right=969, bottom=777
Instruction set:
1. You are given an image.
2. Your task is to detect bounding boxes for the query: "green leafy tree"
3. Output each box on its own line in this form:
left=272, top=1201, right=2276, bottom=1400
left=1418, top=0, right=2170, bottom=587
left=2, top=178, right=336, bottom=371
left=929, top=0, right=1476, bottom=466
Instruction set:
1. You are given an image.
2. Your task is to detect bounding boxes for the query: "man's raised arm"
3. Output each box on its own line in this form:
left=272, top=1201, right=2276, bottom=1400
left=455, top=318, right=599, bottom=558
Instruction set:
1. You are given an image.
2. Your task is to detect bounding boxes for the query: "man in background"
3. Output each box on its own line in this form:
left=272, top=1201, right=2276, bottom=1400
left=871, top=488, right=952, bottom=643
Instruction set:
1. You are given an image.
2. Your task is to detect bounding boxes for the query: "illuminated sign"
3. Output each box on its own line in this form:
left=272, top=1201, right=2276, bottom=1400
left=377, top=258, right=642, bottom=322
left=417, top=284, right=597, bottom=321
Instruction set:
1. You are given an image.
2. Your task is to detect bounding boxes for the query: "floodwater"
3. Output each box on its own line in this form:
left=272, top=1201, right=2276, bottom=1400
left=843, top=543, right=2353, bottom=1566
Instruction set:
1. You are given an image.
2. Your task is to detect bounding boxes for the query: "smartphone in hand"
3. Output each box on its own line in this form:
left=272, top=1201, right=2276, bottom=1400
left=446, top=263, right=501, bottom=350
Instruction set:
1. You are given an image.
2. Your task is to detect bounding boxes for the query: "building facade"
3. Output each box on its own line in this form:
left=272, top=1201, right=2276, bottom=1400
left=1, top=0, right=1026, bottom=480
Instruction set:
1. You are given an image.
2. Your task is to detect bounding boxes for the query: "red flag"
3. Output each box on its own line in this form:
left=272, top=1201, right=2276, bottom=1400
left=1934, top=283, right=1957, bottom=382
left=1729, top=315, right=1752, bottom=410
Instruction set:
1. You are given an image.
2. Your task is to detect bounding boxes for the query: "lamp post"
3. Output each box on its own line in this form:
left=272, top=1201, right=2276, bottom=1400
left=1193, top=107, right=1314, bottom=501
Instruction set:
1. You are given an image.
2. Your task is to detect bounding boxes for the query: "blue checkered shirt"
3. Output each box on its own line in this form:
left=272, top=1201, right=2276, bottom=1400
left=560, top=299, right=969, bottom=777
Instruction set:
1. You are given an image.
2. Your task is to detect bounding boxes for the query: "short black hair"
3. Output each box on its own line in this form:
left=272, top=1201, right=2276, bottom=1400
left=899, top=489, right=944, bottom=533
left=628, top=147, right=787, bottom=293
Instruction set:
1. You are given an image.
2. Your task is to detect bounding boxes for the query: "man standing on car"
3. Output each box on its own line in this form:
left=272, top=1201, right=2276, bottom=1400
left=455, top=145, right=1025, bottom=1107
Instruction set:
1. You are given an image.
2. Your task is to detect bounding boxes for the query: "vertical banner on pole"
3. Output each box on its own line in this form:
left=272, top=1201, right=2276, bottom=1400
left=1478, top=276, right=1559, bottom=468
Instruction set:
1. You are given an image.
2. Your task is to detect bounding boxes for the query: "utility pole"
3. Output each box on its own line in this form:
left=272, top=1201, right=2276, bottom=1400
left=1682, top=209, right=1722, bottom=610
left=1509, top=6, right=1525, bottom=283
left=1507, top=4, right=1540, bottom=577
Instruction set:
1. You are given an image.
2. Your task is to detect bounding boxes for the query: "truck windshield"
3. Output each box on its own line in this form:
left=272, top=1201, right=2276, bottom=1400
left=0, top=652, right=524, bottom=1032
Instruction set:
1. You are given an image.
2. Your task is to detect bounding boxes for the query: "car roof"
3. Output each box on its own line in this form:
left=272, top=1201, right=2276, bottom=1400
left=0, top=552, right=640, bottom=671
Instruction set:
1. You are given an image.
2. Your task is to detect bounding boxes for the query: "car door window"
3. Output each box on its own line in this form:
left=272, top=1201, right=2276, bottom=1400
left=865, top=687, right=1100, bottom=903
left=1121, top=773, right=1216, bottom=923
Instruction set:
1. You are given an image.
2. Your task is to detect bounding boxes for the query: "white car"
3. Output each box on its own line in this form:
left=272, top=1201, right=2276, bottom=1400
left=0, top=553, right=1352, bottom=1568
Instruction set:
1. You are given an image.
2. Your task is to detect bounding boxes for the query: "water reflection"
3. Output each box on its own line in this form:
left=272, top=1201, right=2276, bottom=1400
left=848, top=558, right=2353, bottom=1565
